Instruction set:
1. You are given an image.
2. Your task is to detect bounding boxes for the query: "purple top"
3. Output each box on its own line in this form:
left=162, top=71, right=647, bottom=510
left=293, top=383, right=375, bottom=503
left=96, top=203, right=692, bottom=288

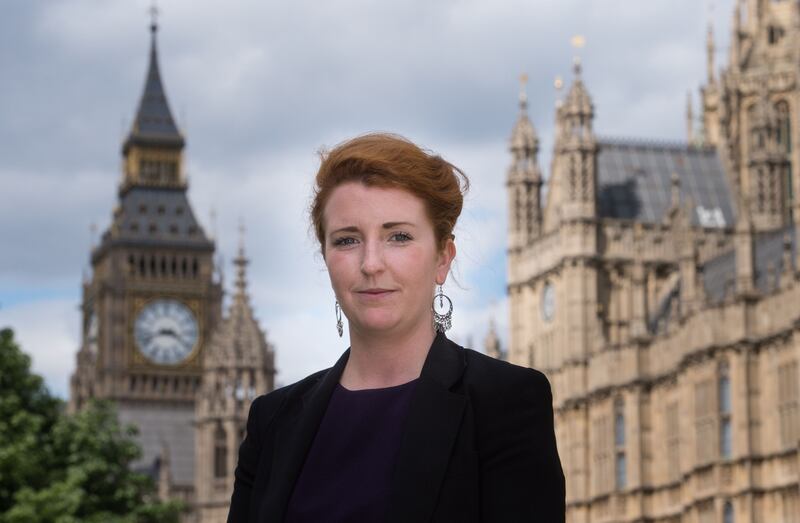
left=284, top=378, right=420, bottom=523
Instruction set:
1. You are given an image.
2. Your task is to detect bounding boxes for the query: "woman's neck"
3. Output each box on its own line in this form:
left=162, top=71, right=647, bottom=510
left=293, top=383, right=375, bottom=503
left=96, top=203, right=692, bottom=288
left=340, top=323, right=436, bottom=390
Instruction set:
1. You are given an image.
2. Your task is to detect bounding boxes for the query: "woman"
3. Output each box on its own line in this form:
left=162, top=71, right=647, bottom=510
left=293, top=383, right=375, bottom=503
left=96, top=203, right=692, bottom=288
left=227, top=133, right=565, bottom=522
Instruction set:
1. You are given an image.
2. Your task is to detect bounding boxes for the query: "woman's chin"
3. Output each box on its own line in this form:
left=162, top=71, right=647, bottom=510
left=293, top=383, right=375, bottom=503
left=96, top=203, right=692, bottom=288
left=350, top=313, right=403, bottom=335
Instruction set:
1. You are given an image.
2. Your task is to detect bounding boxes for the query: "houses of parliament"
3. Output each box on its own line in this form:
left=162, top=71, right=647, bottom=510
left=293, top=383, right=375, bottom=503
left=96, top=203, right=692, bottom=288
left=501, top=0, right=800, bottom=521
left=68, top=0, right=800, bottom=521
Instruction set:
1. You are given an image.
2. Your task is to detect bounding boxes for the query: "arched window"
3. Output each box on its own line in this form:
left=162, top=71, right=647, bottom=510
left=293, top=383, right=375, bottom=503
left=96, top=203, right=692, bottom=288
left=614, top=397, right=626, bottom=489
left=214, top=424, right=227, bottom=479
left=723, top=501, right=734, bottom=523
left=719, top=361, right=732, bottom=459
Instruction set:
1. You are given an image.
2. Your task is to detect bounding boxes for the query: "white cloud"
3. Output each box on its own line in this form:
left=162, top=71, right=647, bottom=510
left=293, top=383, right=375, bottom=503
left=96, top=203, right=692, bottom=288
left=0, top=299, right=80, bottom=399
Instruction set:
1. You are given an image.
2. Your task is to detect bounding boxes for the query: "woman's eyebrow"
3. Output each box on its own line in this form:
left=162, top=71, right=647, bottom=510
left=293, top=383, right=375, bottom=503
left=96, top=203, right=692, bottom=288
left=329, top=226, right=359, bottom=235
left=382, top=221, right=415, bottom=229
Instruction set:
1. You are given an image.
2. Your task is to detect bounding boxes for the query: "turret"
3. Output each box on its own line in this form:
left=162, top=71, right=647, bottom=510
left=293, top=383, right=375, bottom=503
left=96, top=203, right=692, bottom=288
left=554, top=59, right=597, bottom=222
left=747, top=86, right=789, bottom=229
left=507, top=74, right=543, bottom=250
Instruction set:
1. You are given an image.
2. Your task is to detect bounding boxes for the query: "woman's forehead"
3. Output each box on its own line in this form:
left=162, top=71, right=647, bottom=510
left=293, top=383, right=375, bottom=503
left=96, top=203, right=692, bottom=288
left=324, top=182, right=428, bottom=227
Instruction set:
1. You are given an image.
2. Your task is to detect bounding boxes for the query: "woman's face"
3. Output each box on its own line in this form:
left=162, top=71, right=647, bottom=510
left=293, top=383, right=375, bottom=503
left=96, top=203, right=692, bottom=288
left=322, top=182, right=455, bottom=338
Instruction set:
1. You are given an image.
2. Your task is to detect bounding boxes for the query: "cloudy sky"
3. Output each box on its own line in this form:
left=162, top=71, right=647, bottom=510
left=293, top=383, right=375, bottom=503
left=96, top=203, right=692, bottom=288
left=0, top=0, right=734, bottom=397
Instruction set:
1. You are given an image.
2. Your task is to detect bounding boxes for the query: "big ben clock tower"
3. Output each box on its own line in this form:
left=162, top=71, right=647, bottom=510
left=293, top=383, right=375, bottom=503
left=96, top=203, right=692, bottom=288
left=69, top=17, right=222, bottom=500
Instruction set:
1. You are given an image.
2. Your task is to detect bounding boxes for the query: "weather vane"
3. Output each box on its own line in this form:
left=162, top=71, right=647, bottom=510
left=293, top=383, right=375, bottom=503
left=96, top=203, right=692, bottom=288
left=570, top=34, right=586, bottom=71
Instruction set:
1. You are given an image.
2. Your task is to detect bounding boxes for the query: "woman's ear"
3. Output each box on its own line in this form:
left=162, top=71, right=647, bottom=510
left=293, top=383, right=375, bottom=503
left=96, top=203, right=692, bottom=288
left=435, top=239, right=456, bottom=285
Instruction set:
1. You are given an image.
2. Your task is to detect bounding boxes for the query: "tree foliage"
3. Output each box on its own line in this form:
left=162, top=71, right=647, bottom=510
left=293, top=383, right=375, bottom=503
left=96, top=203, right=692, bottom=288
left=0, top=328, right=183, bottom=523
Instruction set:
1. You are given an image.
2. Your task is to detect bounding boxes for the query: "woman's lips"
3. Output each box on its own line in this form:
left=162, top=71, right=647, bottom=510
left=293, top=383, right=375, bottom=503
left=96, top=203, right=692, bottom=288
left=356, top=289, right=395, bottom=299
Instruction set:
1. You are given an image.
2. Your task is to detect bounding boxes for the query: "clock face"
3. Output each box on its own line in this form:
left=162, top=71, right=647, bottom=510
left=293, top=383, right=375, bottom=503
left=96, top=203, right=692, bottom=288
left=134, top=299, right=198, bottom=365
left=542, top=282, right=555, bottom=322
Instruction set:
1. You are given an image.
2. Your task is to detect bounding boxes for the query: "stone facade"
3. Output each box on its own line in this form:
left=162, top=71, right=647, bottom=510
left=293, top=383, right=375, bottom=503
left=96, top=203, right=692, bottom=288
left=68, top=21, right=275, bottom=522
left=505, top=1, right=800, bottom=522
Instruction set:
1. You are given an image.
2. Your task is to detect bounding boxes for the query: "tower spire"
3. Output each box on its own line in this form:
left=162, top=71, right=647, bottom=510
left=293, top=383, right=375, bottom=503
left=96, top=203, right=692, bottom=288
left=706, top=22, right=716, bottom=84
left=686, top=91, right=694, bottom=144
left=234, top=220, right=249, bottom=297
left=509, top=73, right=539, bottom=157
left=123, top=8, right=183, bottom=155
left=119, top=8, right=186, bottom=194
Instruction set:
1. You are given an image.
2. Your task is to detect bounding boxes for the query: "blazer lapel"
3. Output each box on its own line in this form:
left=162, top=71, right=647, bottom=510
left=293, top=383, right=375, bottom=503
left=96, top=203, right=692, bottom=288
left=385, top=333, right=467, bottom=523
left=258, top=349, right=350, bottom=522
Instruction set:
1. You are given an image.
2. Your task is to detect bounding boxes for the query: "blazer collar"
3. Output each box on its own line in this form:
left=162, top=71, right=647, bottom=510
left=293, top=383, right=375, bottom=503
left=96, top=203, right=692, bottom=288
left=259, top=333, right=467, bottom=523
left=385, top=332, right=467, bottom=523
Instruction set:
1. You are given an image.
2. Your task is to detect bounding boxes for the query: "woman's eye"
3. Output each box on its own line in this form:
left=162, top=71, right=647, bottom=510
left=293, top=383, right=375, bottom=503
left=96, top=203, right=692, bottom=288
left=332, top=237, right=357, bottom=247
left=390, top=232, right=412, bottom=242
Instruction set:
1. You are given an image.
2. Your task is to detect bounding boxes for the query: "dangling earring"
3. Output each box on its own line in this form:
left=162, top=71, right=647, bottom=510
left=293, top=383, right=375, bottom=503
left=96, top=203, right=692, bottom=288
left=432, top=285, right=453, bottom=333
left=335, top=300, right=344, bottom=338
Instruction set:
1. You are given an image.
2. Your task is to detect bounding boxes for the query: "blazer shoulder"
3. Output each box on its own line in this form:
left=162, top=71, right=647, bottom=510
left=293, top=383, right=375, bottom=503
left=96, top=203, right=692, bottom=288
left=461, top=347, right=551, bottom=401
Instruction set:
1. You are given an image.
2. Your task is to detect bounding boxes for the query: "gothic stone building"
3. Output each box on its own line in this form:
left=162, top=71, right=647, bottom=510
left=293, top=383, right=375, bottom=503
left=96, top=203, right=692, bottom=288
left=505, top=1, right=800, bottom=522
left=68, top=21, right=275, bottom=523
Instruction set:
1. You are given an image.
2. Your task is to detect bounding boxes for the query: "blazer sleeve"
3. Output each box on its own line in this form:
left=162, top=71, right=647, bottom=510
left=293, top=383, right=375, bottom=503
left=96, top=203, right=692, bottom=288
left=478, top=368, right=565, bottom=522
left=227, top=391, right=285, bottom=523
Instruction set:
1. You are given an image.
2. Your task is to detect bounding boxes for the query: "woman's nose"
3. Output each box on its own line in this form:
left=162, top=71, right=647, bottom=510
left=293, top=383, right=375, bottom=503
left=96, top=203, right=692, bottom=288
left=360, top=241, right=385, bottom=275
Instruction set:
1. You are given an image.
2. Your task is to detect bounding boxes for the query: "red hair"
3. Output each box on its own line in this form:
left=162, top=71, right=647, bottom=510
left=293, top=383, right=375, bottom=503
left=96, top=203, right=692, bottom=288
left=310, top=133, right=469, bottom=252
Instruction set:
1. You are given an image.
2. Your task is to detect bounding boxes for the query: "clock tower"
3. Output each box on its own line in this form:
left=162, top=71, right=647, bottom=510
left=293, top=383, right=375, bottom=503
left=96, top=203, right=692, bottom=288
left=69, top=18, right=222, bottom=502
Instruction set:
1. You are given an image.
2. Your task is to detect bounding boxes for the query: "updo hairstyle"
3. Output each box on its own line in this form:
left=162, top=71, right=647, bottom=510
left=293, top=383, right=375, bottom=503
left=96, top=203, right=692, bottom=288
left=310, top=133, right=469, bottom=252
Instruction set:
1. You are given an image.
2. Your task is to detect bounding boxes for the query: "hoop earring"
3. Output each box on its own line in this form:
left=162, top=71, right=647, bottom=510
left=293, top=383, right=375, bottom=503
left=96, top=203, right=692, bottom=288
left=335, top=300, right=344, bottom=338
left=432, top=285, right=453, bottom=333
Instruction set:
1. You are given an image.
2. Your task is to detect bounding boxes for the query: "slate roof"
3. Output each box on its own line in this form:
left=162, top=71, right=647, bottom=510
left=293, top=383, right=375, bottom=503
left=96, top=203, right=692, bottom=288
left=702, top=225, right=797, bottom=302
left=123, top=27, right=184, bottom=152
left=596, top=139, right=736, bottom=227
left=94, top=187, right=213, bottom=257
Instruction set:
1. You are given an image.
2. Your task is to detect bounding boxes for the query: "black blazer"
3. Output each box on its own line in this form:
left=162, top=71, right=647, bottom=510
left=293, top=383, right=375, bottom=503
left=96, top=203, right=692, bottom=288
left=227, top=333, right=565, bottom=522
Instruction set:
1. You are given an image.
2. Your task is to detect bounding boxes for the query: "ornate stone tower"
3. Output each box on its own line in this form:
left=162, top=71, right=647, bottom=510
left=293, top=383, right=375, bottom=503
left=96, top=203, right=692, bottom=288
left=747, top=86, right=791, bottom=228
left=69, top=18, right=222, bottom=504
left=550, top=59, right=598, bottom=225
left=195, top=235, right=276, bottom=523
left=507, top=74, right=543, bottom=251
left=702, top=0, right=799, bottom=229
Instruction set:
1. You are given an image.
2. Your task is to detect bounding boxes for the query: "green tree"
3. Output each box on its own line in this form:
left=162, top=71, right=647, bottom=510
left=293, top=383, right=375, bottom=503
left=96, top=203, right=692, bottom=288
left=0, top=328, right=183, bottom=523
